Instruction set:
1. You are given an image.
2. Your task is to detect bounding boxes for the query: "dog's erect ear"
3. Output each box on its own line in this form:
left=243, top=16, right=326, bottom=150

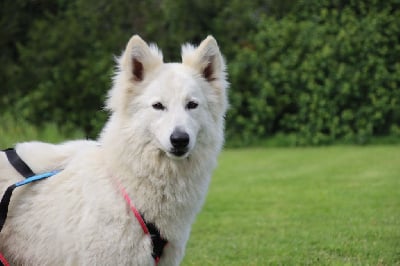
left=182, top=36, right=227, bottom=87
left=182, top=36, right=229, bottom=118
left=106, top=35, right=163, bottom=112
left=120, top=35, right=163, bottom=82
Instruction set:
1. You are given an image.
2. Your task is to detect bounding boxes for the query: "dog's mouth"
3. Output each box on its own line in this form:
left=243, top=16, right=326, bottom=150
left=168, top=148, right=189, bottom=159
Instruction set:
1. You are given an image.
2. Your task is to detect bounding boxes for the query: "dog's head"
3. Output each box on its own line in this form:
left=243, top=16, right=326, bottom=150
left=105, top=35, right=228, bottom=160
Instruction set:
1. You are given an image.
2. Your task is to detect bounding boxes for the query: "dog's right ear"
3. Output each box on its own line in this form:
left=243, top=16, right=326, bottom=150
left=106, top=35, right=163, bottom=112
left=120, top=35, right=163, bottom=82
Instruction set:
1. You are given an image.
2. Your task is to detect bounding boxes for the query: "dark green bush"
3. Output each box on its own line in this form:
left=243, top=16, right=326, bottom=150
left=227, top=2, right=400, bottom=145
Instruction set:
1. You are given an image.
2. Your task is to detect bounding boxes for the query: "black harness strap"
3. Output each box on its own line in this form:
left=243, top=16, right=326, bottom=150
left=145, top=221, right=168, bottom=262
left=0, top=184, right=17, bottom=233
left=0, top=148, right=35, bottom=232
left=3, top=148, right=35, bottom=178
left=1, top=148, right=37, bottom=266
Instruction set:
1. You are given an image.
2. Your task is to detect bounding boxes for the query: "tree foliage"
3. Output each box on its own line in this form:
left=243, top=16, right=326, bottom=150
left=1, top=0, right=399, bottom=145
left=228, top=0, right=400, bottom=145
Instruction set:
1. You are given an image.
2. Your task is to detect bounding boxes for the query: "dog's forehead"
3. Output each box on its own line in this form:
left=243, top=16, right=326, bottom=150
left=145, top=63, right=204, bottom=98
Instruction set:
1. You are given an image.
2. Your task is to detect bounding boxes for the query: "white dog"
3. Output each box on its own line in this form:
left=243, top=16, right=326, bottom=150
left=0, top=35, right=228, bottom=265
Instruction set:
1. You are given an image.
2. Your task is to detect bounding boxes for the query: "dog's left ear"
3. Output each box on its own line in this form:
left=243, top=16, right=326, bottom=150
left=182, top=36, right=227, bottom=89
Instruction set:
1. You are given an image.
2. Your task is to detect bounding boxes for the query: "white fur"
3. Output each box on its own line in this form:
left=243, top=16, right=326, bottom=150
left=0, top=35, right=228, bottom=266
left=0, top=140, right=98, bottom=184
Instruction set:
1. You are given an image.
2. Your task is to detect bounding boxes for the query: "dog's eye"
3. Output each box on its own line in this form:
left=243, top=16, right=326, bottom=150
left=152, top=102, right=166, bottom=111
left=186, top=101, right=198, bottom=110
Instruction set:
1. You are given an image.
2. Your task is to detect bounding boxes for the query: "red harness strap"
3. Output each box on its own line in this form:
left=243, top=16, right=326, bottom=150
left=115, top=181, right=149, bottom=235
left=0, top=253, right=10, bottom=266
left=114, top=179, right=168, bottom=265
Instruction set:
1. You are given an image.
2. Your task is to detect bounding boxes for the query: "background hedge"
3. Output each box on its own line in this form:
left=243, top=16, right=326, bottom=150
left=228, top=1, right=400, bottom=145
left=1, top=0, right=399, bottom=146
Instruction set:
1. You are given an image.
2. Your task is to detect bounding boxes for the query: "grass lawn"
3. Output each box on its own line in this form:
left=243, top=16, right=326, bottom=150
left=182, top=146, right=400, bottom=265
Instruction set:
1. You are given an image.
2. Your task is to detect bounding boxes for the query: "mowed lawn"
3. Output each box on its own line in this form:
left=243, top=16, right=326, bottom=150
left=182, top=146, right=400, bottom=265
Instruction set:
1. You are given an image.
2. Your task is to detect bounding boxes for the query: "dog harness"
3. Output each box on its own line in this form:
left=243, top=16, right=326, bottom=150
left=0, top=148, right=60, bottom=266
left=0, top=148, right=60, bottom=232
left=0, top=148, right=168, bottom=266
left=114, top=179, right=168, bottom=264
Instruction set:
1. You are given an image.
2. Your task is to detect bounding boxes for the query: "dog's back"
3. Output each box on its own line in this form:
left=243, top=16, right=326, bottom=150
left=0, top=140, right=97, bottom=199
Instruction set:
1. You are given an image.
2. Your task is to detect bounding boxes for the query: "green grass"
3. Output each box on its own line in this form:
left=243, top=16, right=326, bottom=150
left=182, top=146, right=400, bottom=265
left=1, top=117, right=399, bottom=264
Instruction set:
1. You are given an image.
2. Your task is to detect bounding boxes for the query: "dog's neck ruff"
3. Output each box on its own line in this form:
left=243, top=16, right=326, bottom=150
left=113, top=178, right=168, bottom=265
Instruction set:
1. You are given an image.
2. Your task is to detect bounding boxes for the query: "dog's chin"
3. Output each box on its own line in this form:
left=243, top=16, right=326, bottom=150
left=166, top=148, right=190, bottom=160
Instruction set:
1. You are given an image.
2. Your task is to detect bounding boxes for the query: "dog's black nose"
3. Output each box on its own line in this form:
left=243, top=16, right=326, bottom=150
left=170, top=129, right=189, bottom=149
